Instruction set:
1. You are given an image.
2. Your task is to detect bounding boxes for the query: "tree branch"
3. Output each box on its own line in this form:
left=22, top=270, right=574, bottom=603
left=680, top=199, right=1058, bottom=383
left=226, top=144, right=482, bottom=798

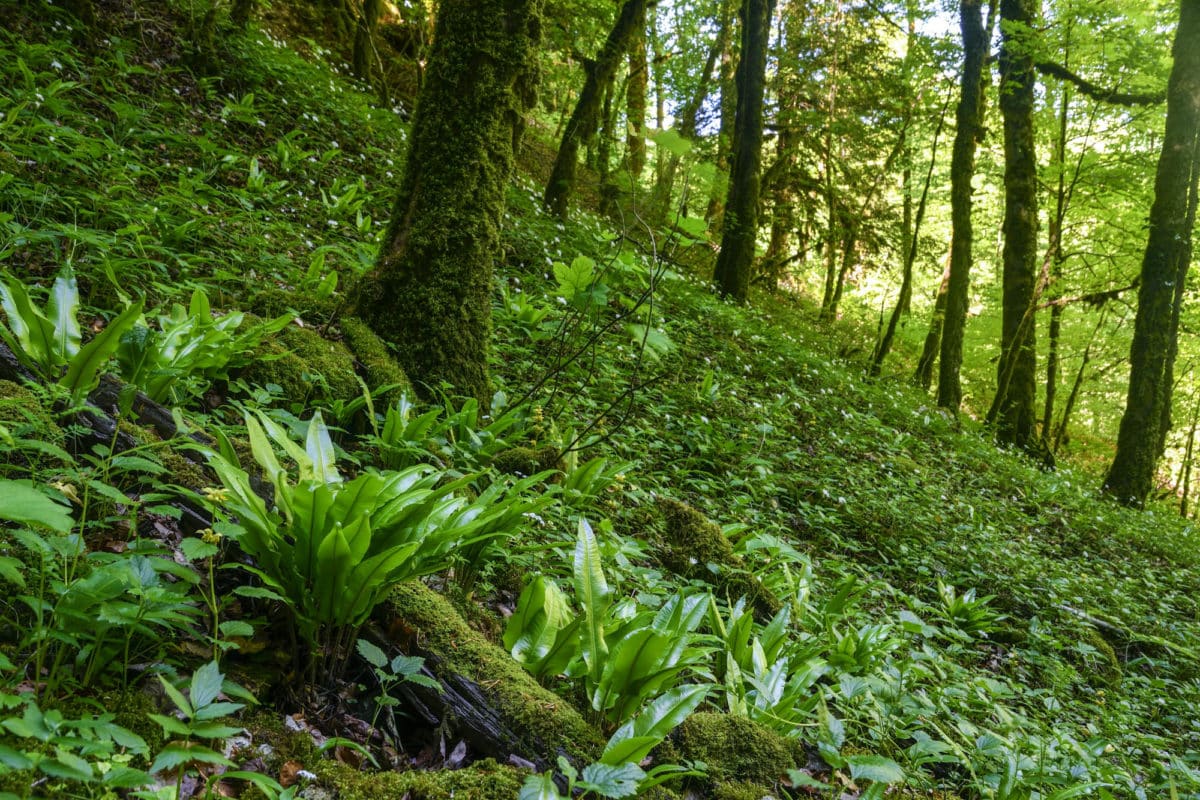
left=1035, top=61, right=1164, bottom=106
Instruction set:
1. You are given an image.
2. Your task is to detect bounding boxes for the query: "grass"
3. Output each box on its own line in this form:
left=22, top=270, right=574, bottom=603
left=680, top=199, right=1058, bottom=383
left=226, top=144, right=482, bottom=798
left=1, top=3, right=1199, bottom=799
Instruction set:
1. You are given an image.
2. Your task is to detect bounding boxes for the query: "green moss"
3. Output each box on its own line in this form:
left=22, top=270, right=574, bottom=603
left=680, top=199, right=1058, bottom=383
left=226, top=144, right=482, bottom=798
left=242, top=324, right=360, bottom=404
left=249, top=287, right=340, bottom=324
left=339, top=315, right=411, bottom=402
left=671, top=712, right=797, bottom=787
left=1079, top=626, right=1123, bottom=686
left=316, top=759, right=524, bottom=800
left=490, top=445, right=560, bottom=478
left=385, top=581, right=603, bottom=761
left=0, top=380, right=66, bottom=464
left=657, top=499, right=781, bottom=620
left=712, top=781, right=775, bottom=800
left=114, top=419, right=209, bottom=491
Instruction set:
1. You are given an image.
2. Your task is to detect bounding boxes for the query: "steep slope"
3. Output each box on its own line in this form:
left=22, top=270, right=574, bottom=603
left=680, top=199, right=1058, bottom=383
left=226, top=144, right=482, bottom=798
left=0, top=4, right=1198, bottom=800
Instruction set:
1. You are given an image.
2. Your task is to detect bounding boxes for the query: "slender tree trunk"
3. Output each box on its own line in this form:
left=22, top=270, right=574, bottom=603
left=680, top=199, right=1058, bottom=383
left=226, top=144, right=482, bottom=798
left=543, top=0, right=647, bottom=219
left=706, top=7, right=740, bottom=224
left=353, top=0, right=383, bottom=82
left=762, top=128, right=796, bottom=289
left=914, top=256, right=952, bottom=389
left=1051, top=306, right=1105, bottom=455
left=872, top=95, right=951, bottom=377
left=993, top=0, right=1041, bottom=450
left=653, top=0, right=736, bottom=219
left=1181, top=392, right=1200, bottom=516
left=937, top=0, right=995, bottom=411
left=1042, top=75, right=1071, bottom=447
left=1103, top=0, right=1200, bottom=505
left=598, top=75, right=621, bottom=215
left=626, top=2, right=648, bottom=181
left=358, top=0, right=542, bottom=406
left=712, top=0, right=774, bottom=302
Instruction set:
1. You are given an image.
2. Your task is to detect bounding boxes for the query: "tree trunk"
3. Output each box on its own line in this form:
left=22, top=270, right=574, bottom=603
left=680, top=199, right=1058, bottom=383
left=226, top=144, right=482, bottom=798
left=352, top=0, right=383, bottom=82
left=652, top=0, right=735, bottom=220
left=914, top=256, right=952, bottom=390
left=712, top=0, right=774, bottom=302
left=706, top=6, right=740, bottom=225
left=871, top=94, right=950, bottom=378
left=358, top=0, right=543, bottom=406
left=1103, top=0, right=1200, bottom=505
left=993, top=0, right=1041, bottom=450
left=937, top=0, right=995, bottom=411
left=543, top=0, right=647, bottom=219
left=625, top=2, right=648, bottom=181
left=1042, top=68, right=1072, bottom=448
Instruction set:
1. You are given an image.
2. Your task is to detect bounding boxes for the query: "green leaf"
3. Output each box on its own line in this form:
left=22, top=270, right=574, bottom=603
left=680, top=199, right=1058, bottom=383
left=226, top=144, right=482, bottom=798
left=519, top=772, right=565, bottom=800
left=0, top=480, right=73, bottom=533
left=48, top=268, right=81, bottom=360
left=157, top=675, right=194, bottom=719
left=356, top=638, right=388, bottom=669
left=649, top=128, right=692, bottom=157
left=60, top=299, right=144, bottom=404
left=579, top=761, right=645, bottom=799
left=573, top=518, right=610, bottom=680
left=554, top=255, right=596, bottom=301
left=847, top=754, right=905, bottom=784
left=40, top=750, right=95, bottom=782
left=189, top=660, right=225, bottom=710
left=305, top=410, right=340, bottom=484
left=180, top=537, right=219, bottom=561
left=0, top=745, right=33, bottom=770
left=219, top=620, right=255, bottom=638
left=602, top=684, right=709, bottom=765
left=149, top=743, right=234, bottom=774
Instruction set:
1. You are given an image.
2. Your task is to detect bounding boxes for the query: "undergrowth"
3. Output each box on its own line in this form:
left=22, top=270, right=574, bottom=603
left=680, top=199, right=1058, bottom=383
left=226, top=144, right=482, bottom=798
left=0, top=3, right=1198, bottom=800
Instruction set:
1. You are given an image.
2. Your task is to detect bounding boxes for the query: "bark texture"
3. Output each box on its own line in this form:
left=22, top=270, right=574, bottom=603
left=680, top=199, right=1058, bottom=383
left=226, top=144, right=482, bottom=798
left=359, top=0, right=542, bottom=405
left=937, top=0, right=992, bottom=410
left=712, top=0, right=774, bottom=302
left=1103, top=0, right=1200, bottom=505
left=993, top=0, right=1040, bottom=449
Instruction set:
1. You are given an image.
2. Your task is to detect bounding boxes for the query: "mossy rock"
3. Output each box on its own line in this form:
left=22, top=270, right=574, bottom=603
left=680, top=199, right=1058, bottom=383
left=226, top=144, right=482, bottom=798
left=316, top=759, right=523, bottom=800
left=339, top=315, right=411, bottom=402
left=712, top=782, right=777, bottom=800
left=669, top=712, right=798, bottom=788
left=490, top=445, right=560, bottom=478
left=242, top=324, right=360, bottom=405
left=384, top=581, right=604, bottom=762
left=249, top=287, right=341, bottom=324
left=0, top=380, right=66, bottom=467
left=1079, top=626, right=1123, bottom=686
left=657, top=498, right=781, bottom=621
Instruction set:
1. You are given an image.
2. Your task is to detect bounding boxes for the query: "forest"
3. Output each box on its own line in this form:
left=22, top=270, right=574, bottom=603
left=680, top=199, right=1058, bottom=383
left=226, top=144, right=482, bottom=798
left=0, top=0, right=1198, bottom=798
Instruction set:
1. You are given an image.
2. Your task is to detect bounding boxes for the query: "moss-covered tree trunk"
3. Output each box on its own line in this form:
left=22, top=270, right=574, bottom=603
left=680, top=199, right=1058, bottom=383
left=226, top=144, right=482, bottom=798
left=712, top=0, right=773, bottom=303
left=625, top=2, right=648, bottom=181
left=937, top=0, right=993, bottom=411
left=358, top=0, right=542, bottom=406
left=543, top=0, right=647, bottom=219
left=1103, top=0, right=1200, bottom=505
left=992, top=0, right=1040, bottom=449
left=352, top=0, right=382, bottom=82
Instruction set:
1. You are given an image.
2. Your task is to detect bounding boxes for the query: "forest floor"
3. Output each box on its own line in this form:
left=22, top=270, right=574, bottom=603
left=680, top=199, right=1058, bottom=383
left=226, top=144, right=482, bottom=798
left=1, top=3, right=1199, bottom=800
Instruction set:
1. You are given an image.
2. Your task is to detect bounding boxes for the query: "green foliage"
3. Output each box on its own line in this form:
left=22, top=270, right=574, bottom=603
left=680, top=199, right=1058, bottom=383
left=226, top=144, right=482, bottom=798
left=204, top=410, right=544, bottom=665
left=117, top=288, right=290, bottom=404
left=505, top=519, right=711, bottom=724
left=0, top=267, right=144, bottom=404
